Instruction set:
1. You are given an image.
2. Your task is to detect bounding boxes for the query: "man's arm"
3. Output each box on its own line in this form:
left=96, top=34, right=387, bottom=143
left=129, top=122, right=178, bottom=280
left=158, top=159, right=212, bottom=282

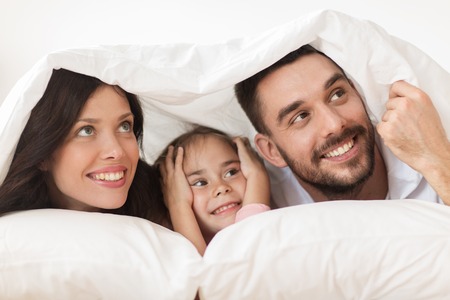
left=377, top=80, right=450, bottom=205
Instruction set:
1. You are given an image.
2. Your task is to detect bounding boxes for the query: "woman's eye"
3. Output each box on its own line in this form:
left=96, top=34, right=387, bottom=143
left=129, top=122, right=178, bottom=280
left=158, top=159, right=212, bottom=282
left=119, top=121, right=132, bottom=133
left=77, top=126, right=94, bottom=137
left=192, top=180, right=207, bottom=187
left=225, top=168, right=239, bottom=178
left=331, top=89, right=345, bottom=102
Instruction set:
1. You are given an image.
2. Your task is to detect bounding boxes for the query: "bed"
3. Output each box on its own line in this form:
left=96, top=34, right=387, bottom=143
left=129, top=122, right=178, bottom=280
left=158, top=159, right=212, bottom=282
left=1, top=10, right=450, bottom=299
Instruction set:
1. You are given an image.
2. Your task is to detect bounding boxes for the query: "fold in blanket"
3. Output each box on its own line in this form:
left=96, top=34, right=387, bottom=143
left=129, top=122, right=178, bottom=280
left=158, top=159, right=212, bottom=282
left=1, top=9, right=449, bottom=180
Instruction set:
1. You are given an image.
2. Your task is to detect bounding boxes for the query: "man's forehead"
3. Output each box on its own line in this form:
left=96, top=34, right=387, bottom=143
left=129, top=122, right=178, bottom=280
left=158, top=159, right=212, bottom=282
left=257, top=54, right=338, bottom=104
left=263, top=53, right=339, bottom=84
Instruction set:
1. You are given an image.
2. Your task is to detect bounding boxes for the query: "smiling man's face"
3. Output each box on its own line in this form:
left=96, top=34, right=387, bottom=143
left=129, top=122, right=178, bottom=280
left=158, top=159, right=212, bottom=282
left=255, top=53, right=375, bottom=199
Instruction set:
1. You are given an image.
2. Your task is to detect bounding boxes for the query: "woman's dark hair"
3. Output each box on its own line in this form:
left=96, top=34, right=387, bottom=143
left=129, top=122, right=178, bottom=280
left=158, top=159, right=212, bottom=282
left=0, top=69, right=167, bottom=225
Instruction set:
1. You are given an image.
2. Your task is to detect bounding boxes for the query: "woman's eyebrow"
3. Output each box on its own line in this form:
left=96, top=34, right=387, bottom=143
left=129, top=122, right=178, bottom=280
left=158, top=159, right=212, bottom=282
left=76, top=112, right=133, bottom=124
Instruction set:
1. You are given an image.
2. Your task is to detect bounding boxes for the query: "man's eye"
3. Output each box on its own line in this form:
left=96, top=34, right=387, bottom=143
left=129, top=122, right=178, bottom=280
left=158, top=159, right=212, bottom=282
left=292, top=112, right=309, bottom=123
left=119, top=121, right=133, bottom=133
left=78, top=126, right=94, bottom=137
left=331, top=89, right=345, bottom=101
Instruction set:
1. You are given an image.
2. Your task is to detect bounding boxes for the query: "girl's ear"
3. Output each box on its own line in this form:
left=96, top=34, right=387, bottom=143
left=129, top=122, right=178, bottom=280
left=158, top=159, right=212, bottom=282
left=254, top=133, right=288, bottom=168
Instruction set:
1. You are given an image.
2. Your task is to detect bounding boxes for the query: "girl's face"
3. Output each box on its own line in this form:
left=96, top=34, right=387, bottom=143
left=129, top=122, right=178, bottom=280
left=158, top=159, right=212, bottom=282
left=183, top=135, right=247, bottom=242
left=43, top=85, right=140, bottom=211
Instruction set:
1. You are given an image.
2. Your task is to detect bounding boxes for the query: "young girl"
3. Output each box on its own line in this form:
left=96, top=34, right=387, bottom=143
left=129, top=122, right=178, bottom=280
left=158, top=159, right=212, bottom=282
left=0, top=69, right=166, bottom=224
left=157, top=126, right=271, bottom=255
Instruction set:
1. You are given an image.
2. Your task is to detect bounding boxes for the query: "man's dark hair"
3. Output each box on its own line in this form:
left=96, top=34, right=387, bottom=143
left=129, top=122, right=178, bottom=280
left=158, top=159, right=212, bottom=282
left=234, top=44, right=346, bottom=135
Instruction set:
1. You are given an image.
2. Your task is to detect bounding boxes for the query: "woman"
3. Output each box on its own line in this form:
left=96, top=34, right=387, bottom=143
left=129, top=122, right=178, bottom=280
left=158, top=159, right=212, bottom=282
left=0, top=69, right=167, bottom=224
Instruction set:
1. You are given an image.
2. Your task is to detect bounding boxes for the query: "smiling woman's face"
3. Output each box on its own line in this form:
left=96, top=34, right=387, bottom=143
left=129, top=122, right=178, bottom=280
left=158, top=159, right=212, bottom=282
left=43, top=85, right=139, bottom=211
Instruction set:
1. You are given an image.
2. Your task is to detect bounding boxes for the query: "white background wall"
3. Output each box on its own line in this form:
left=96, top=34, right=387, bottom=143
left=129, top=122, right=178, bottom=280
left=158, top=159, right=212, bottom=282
left=1, top=0, right=449, bottom=103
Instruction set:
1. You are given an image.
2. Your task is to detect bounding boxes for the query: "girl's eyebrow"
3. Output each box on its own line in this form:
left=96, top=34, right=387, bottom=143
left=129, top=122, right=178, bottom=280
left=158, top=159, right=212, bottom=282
left=187, top=169, right=205, bottom=177
left=186, top=160, right=240, bottom=177
left=222, top=160, right=240, bottom=167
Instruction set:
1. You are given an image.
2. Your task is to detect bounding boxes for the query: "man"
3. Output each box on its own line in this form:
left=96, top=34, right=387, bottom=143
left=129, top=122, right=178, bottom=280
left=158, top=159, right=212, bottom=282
left=235, top=45, right=449, bottom=207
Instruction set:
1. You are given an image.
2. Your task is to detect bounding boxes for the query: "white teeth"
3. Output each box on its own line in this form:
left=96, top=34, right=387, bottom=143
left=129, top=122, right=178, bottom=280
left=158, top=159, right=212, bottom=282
left=212, top=203, right=238, bottom=215
left=324, top=140, right=354, bottom=158
left=93, top=171, right=124, bottom=181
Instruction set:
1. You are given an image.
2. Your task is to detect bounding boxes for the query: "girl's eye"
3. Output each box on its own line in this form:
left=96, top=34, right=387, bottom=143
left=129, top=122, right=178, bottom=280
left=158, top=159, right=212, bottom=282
left=225, top=168, right=239, bottom=178
left=330, top=89, right=345, bottom=102
left=119, top=121, right=133, bottom=133
left=77, top=126, right=94, bottom=137
left=192, top=180, right=207, bottom=187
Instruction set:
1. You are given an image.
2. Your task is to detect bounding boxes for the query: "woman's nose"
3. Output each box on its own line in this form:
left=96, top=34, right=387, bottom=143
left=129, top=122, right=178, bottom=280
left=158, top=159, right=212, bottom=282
left=100, top=135, right=125, bottom=160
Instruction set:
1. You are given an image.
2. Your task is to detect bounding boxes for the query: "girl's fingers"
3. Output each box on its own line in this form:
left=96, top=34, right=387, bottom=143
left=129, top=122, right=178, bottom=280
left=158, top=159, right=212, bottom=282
left=174, top=146, right=184, bottom=171
left=165, top=145, right=174, bottom=169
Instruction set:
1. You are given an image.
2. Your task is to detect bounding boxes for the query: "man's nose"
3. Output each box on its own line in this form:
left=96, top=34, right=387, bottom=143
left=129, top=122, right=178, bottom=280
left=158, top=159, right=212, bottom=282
left=319, top=106, right=346, bottom=138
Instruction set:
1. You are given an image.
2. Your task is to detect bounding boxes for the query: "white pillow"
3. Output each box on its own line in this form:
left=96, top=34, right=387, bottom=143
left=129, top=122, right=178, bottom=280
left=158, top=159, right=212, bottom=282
left=1, top=201, right=449, bottom=299
left=0, top=209, right=202, bottom=299
left=202, top=200, right=450, bottom=299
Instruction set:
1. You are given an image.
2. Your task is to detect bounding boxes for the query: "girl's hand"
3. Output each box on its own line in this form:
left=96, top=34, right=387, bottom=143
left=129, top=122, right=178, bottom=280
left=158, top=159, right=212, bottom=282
left=233, top=137, right=267, bottom=181
left=159, top=146, right=194, bottom=209
left=234, top=136, right=270, bottom=206
left=159, top=146, right=207, bottom=255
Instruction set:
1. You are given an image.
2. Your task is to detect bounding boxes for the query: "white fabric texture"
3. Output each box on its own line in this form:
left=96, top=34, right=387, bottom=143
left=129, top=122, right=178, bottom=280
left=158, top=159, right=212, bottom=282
left=202, top=200, right=450, bottom=299
left=2, top=10, right=449, bottom=182
left=1, top=201, right=449, bottom=299
left=1, top=9, right=450, bottom=299
left=0, top=209, right=202, bottom=299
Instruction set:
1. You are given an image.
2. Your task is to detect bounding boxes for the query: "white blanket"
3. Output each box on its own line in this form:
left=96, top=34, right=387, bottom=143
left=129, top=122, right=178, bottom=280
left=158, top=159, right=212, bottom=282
left=2, top=10, right=449, bottom=180
left=1, top=9, right=450, bottom=299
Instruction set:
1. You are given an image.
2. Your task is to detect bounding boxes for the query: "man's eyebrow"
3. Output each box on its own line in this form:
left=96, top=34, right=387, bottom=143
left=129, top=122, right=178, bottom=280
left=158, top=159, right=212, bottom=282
left=275, top=73, right=345, bottom=126
left=324, top=73, right=345, bottom=90
left=277, top=100, right=304, bottom=125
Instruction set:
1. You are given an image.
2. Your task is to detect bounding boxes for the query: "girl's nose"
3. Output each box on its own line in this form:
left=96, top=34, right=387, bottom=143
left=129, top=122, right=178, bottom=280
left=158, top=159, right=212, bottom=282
left=214, top=182, right=231, bottom=197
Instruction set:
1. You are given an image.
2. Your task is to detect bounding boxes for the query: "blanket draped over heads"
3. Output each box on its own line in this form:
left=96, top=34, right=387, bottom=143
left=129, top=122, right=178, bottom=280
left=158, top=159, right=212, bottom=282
left=1, top=9, right=449, bottom=183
